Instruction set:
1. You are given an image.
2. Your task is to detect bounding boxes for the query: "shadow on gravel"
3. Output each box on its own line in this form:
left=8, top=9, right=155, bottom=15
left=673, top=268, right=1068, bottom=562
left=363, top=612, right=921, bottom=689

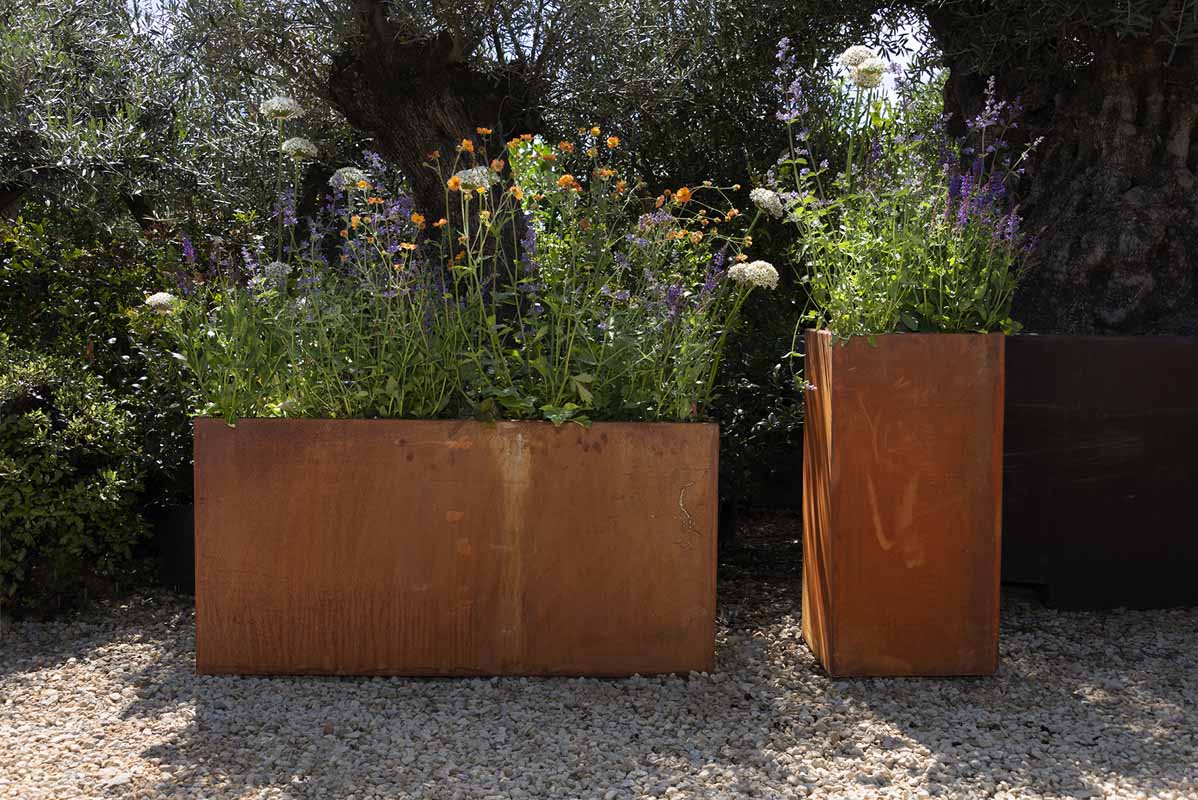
left=810, top=596, right=1198, bottom=799
left=105, top=513, right=1196, bottom=799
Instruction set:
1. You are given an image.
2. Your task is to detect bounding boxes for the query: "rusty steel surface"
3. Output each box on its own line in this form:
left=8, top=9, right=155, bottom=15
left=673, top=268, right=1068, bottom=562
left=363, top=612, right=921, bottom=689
left=801, top=330, right=1004, bottom=677
left=194, top=419, right=717, bottom=676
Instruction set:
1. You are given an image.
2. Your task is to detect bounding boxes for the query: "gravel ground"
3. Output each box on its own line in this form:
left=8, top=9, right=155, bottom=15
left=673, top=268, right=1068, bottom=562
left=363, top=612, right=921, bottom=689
left=2, top=574, right=1196, bottom=799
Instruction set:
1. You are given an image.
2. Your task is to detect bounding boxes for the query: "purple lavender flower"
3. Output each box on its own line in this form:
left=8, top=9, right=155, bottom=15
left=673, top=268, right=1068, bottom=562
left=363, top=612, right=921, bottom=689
left=519, top=212, right=538, bottom=272
left=182, top=236, right=196, bottom=264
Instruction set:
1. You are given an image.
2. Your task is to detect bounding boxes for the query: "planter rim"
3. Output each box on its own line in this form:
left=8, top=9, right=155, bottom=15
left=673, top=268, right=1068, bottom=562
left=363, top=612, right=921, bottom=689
left=805, top=328, right=1005, bottom=340
left=192, top=417, right=718, bottom=429
left=1006, top=332, right=1198, bottom=343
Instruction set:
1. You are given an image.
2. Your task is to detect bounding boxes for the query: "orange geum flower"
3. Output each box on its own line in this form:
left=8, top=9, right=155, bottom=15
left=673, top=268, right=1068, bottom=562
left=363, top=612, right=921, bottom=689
left=350, top=214, right=361, bottom=229
left=490, top=158, right=505, bottom=173
left=366, top=196, right=384, bottom=206
left=606, top=136, right=620, bottom=149
left=459, top=138, right=474, bottom=153
left=735, top=253, right=749, bottom=262
left=520, top=133, right=533, bottom=141
left=339, top=229, right=348, bottom=238
left=655, top=195, right=665, bottom=208
left=541, top=152, right=558, bottom=162
left=447, top=175, right=462, bottom=191
left=400, top=242, right=418, bottom=251
left=725, top=208, right=741, bottom=220
left=356, top=180, right=370, bottom=190
left=433, top=217, right=448, bottom=228
left=476, top=127, right=492, bottom=135
left=590, top=126, right=601, bottom=136
left=675, top=187, right=692, bottom=203
left=578, top=126, right=587, bottom=135
left=426, top=150, right=441, bottom=160
left=690, top=231, right=704, bottom=244
left=615, top=179, right=627, bottom=192
left=511, top=186, right=525, bottom=201
left=587, top=147, right=598, bottom=158
left=557, top=173, right=579, bottom=189
left=558, top=141, right=575, bottom=153
left=410, top=212, right=426, bottom=228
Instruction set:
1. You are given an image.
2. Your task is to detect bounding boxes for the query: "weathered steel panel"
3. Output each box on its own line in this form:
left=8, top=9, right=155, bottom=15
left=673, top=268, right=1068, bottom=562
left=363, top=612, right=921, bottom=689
left=802, top=330, right=1004, bottom=677
left=194, top=419, right=718, bottom=676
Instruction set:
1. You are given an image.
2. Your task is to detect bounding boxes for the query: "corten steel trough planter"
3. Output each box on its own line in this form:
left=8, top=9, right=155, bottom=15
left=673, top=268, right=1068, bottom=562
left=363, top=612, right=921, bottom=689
left=193, top=418, right=718, bottom=676
left=801, top=330, right=1004, bottom=677
left=1003, top=334, right=1198, bottom=610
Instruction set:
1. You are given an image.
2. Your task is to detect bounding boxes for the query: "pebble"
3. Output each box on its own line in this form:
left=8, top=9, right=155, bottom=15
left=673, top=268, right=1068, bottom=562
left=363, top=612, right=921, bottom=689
left=0, top=587, right=1195, bottom=799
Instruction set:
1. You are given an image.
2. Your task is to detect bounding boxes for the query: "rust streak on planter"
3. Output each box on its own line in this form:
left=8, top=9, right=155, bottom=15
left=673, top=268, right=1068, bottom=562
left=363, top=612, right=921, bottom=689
left=801, top=330, right=1004, bottom=677
left=194, top=419, right=717, bottom=676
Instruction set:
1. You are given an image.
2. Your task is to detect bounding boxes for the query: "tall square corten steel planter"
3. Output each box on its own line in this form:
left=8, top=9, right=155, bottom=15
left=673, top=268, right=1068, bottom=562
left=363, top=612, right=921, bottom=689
left=801, top=330, right=1004, bottom=677
left=194, top=418, right=717, bottom=676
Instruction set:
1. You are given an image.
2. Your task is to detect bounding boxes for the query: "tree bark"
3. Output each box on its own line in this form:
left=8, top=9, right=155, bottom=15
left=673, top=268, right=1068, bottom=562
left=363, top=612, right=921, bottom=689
left=931, top=19, right=1198, bottom=335
left=326, top=1, right=541, bottom=226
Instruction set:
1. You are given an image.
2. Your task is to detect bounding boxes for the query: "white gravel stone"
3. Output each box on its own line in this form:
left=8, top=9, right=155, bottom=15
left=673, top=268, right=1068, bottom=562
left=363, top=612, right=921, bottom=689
left=0, top=588, right=1195, bottom=799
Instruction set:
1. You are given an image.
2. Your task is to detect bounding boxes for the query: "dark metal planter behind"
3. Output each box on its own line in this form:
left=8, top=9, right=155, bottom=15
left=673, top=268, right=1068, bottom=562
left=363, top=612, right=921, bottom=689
left=1003, top=335, right=1198, bottom=609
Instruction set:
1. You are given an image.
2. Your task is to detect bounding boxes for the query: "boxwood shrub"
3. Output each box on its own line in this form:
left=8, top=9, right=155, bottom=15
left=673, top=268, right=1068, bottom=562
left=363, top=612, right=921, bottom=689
left=0, top=338, right=147, bottom=614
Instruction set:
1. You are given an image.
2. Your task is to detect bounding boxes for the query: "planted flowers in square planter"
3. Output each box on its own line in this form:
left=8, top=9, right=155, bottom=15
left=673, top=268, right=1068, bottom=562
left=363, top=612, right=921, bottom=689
left=760, top=46, right=1035, bottom=676
left=154, top=111, right=775, bottom=676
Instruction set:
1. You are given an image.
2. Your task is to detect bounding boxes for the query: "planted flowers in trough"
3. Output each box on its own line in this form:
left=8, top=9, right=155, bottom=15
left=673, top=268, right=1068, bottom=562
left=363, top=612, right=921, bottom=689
left=158, top=105, right=774, bottom=676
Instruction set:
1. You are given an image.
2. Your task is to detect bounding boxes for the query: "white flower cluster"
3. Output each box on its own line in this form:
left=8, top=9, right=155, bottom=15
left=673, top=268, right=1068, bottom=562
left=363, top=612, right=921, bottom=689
left=728, top=260, right=779, bottom=289
left=330, top=167, right=368, bottom=190
left=749, top=188, right=785, bottom=219
left=837, top=45, right=877, bottom=69
left=453, top=166, right=500, bottom=191
left=264, top=260, right=292, bottom=284
left=260, top=96, right=304, bottom=121
left=281, top=137, right=318, bottom=161
left=838, top=45, right=887, bottom=89
left=145, top=291, right=178, bottom=315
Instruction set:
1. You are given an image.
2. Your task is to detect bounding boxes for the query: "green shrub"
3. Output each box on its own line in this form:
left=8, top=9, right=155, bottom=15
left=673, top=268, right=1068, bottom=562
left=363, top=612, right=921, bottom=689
left=0, top=339, right=147, bottom=613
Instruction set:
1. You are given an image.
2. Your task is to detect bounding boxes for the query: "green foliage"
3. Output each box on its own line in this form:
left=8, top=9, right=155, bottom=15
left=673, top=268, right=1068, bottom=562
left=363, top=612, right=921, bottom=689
left=166, top=130, right=774, bottom=424
left=0, top=338, right=147, bottom=613
left=767, top=48, right=1032, bottom=335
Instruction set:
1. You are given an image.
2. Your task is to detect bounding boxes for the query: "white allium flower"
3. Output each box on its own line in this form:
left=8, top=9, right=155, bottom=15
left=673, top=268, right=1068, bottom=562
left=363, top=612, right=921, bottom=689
left=260, top=96, right=304, bottom=121
left=851, top=56, right=887, bottom=89
left=749, top=187, right=785, bottom=219
left=281, top=137, right=318, bottom=161
left=330, top=167, right=369, bottom=190
left=838, top=45, right=877, bottom=69
left=145, top=291, right=178, bottom=315
left=453, top=166, right=500, bottom=191
left=728, top=260, right=779, bottom=290
left=264, top=260, right=292, bottom=284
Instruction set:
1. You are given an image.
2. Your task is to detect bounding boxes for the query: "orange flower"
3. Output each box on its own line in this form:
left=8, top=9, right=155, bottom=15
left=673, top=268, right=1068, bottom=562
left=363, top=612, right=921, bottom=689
left=366, top=196, right=384, bottom=206
left=735, top=253, right=748, bottom=262
left=520, top=133, right=533, bottom=141
left=690, top=230, right=704, bottom=244
left=577, top=126, right=587, bottom=135
left=541, top=152, right=558, bottom=162
left=447, top=175, right=462, bottom=191
left=400, top=242, right=418, bottom=251
left=490, top=158, right=505, bottom=173
left=615, top=180, right=627, bottom=192
left=590, top=126, right=601, bottom=136
left=433, top=217, right=448, bottom=228
left=655, top=195, right=665, bottom=208
left=511, top=186, right=525, bottom=201
left=675, top=186, right=692, bottom=203
left=606, top=136, right=620, bottom=149
left=587, top=147, right=598, bottom=158
left=350, top=214, right=361, bottom=229
left=426, top=150, right=441, bottom=160
left=476, top=127, right=492, bottom=135
left=410, top=212, right=426, bottom=228
left=595, top=167, right=615, bottom=179
left=507, top=137, right=521, bottom=148
left=558, top=141, right=575, bottom=153
left=725, top=208, right=740, bottom=221
left=459, top=138, right=474, bottom=153
left=356, top=180, right=370, bottom=190
left=557, top=173, right=579, bottom=189
left=339, top=229, right=348, bottom=238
